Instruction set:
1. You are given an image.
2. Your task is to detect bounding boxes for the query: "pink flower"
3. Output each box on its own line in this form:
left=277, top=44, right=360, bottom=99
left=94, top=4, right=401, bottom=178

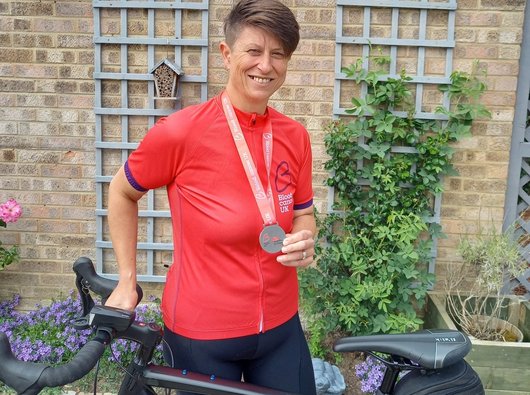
left=0, top=199, right=22, bottom=224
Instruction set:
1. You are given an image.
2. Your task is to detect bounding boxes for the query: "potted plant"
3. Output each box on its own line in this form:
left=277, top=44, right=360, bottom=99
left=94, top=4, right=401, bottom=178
left=443, top=225, right=526, bottom=342
left=424, top=225, right=530, bottom=393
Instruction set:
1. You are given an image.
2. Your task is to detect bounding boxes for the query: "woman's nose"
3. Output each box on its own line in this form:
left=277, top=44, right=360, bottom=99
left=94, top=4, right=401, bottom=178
left=257, top=55, right=273, bottom=72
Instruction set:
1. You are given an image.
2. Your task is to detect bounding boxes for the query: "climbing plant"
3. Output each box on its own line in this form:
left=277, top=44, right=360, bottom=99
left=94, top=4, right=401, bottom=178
left=299, top=57, right=491, bottom=358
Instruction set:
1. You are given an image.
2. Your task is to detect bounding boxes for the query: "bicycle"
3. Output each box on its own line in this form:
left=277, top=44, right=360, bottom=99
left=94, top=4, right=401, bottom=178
left=0, top=257, right=484, bottom=395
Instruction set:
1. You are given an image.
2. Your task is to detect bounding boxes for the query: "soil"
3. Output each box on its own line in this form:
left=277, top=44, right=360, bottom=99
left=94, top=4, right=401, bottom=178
left=318, top=332, right=366, bottom=394
left=336, top=351, right=364, bottom=394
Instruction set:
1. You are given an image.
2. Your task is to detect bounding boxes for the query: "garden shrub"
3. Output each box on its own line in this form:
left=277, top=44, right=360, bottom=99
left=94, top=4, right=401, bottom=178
left=299, top=56, right=490, bottom=358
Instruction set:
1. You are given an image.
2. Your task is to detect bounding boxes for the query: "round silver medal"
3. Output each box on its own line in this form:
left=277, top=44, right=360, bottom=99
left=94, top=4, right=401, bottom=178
left=259, top=224, right=286, bottom=254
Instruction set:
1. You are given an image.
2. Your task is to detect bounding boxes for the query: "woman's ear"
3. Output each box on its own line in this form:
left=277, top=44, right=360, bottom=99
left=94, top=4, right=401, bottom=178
left=219, top=41, right=231, bottom=70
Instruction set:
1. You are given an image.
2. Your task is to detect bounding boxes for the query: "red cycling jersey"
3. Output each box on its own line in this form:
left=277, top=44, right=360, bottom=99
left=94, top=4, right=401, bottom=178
left=125, top=93, right=313, bottom=340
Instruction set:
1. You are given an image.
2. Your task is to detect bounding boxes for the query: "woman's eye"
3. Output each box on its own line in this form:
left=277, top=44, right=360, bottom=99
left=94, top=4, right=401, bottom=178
left=247, top=49, right=261, bottom=55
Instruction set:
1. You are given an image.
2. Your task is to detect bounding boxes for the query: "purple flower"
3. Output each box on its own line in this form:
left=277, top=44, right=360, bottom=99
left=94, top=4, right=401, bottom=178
left=355, top=356, right=386, bottom=394
left=0, top=292, right=91, bottom=363
left=0, top=292, right=165, bottom=369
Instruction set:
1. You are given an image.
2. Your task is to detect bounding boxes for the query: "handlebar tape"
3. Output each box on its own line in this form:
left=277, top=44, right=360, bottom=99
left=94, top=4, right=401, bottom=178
left=37, top=340, right=106, bottom=388
left=0, top=332, right=106, bottom=394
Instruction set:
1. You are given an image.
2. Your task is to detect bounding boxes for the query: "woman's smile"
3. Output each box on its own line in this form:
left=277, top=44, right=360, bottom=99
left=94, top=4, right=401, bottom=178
left=250, top=76, right=274, bottom=84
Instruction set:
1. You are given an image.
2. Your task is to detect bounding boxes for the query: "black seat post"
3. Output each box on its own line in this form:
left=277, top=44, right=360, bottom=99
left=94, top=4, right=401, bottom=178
left=379, top=364, right=401, bottom=395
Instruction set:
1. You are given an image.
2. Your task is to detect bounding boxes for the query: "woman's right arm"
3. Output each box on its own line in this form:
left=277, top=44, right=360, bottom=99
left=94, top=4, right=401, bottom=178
left=104, top=165, right=147, bottom=311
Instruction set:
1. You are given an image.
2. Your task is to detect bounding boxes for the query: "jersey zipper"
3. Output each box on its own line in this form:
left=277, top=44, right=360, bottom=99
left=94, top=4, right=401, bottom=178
left=248, top=115, right=266, bottom=333
left=257, top=246, right=265, bottom=333
left=256, top=242, right=265, bottom=333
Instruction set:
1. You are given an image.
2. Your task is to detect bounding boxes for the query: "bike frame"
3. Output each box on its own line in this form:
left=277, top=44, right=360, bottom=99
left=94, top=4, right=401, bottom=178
left=98, top=320, right=296, bottom=395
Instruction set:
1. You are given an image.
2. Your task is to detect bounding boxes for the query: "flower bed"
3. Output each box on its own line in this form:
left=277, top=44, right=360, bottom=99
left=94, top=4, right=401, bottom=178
left=0, top=292, right=163, bottom=393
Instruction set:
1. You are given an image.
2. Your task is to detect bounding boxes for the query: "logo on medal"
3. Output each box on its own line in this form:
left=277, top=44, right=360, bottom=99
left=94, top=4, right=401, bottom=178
left=259, top=224, right=286, bottom=254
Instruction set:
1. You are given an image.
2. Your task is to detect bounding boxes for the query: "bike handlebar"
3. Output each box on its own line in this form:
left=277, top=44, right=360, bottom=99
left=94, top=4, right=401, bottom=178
left=0, top=331, right=108, bottom=395
left=73, top=256, right=143, bottom=324
left=0, top=257, right=144, bottom=394
left=73, top=256, right=143, bottom=303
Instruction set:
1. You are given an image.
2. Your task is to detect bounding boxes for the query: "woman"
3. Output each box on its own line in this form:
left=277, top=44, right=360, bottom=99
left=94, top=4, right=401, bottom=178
left=105, top=0, right=316, bottom=393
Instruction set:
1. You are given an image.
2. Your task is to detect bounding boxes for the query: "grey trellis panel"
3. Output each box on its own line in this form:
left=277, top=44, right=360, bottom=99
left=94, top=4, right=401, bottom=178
left=333, top=0, right=457, bottom=274
left=503, top=3, right=530, bottom=300
left=92, top=0, right=209, bottom=281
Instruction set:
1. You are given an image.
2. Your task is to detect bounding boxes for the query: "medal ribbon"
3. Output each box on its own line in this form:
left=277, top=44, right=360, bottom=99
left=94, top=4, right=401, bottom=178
left=221, top=92, right=277, bottom=226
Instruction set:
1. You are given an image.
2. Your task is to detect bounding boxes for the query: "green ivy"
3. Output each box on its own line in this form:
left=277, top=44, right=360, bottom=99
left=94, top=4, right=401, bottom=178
left=299, top=57, right=490, bottom=358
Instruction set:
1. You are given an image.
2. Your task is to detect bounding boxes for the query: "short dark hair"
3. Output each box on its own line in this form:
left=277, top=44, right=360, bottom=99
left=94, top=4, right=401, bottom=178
left=224, top=0, right=300, bottom=56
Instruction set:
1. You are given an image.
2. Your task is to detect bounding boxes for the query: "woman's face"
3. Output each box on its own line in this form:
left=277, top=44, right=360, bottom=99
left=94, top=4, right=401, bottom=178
left=220, top=25, right=290, bottom=114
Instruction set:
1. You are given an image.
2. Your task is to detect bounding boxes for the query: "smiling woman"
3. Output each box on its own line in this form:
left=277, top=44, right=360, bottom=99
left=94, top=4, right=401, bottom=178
left=103, top=0, right=317, bottom=394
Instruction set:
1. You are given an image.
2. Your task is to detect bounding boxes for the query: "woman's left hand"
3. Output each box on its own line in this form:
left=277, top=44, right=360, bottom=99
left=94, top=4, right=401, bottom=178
left=276, top=229, right=315, bottom=267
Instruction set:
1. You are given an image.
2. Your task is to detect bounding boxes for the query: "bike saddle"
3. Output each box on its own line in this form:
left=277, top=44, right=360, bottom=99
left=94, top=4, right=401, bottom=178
left=333, top=329, right=471, bottom=370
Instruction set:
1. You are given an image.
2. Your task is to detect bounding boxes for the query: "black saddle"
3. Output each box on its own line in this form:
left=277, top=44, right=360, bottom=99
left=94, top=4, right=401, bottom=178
left=333, top=329, right=471, bottom=370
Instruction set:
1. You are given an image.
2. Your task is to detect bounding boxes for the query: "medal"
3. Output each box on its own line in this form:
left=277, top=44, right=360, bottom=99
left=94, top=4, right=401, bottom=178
left=259, top=224, right=286, bottom=254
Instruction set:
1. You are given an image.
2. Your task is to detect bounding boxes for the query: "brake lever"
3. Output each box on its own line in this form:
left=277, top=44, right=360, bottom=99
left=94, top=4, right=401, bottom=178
left=73, top=271, right=96, bottom=330
left=72, top=257, right=143, bottom=304
left=71, top=257, right=143, bottom=331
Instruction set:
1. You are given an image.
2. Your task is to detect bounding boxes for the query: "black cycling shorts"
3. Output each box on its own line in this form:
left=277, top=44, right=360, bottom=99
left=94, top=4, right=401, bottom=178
left=162, top=312, right=316, bottom=395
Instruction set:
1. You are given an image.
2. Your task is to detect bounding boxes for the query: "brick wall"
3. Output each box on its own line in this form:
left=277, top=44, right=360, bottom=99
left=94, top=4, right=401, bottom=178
left=0, top=0, right=99, bottom=309
left=436, top=0, right=527, bottom=280
left=0, top=0, right=526, bottom=308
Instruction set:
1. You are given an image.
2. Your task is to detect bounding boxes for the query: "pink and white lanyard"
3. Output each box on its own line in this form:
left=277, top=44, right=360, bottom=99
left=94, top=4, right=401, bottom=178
left=221, top=92, right=278, bottom=227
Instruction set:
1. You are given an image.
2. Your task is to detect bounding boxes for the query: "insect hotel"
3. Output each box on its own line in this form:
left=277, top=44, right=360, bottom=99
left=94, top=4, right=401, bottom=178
left=150, top=58, right=184, bottom=101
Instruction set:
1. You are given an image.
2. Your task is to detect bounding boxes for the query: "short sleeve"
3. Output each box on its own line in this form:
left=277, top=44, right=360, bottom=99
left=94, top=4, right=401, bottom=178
left=293, top=131, right=314, bottom=210
left=126, top=115, right=188, bottom=191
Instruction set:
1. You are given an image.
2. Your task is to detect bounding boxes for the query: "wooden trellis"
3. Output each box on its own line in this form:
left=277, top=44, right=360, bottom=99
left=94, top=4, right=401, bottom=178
left=333, top=0, right=457, bottom=274
left=92, top=0, right=209, bottom=281
left=504, top=3, right=530, bottom=299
